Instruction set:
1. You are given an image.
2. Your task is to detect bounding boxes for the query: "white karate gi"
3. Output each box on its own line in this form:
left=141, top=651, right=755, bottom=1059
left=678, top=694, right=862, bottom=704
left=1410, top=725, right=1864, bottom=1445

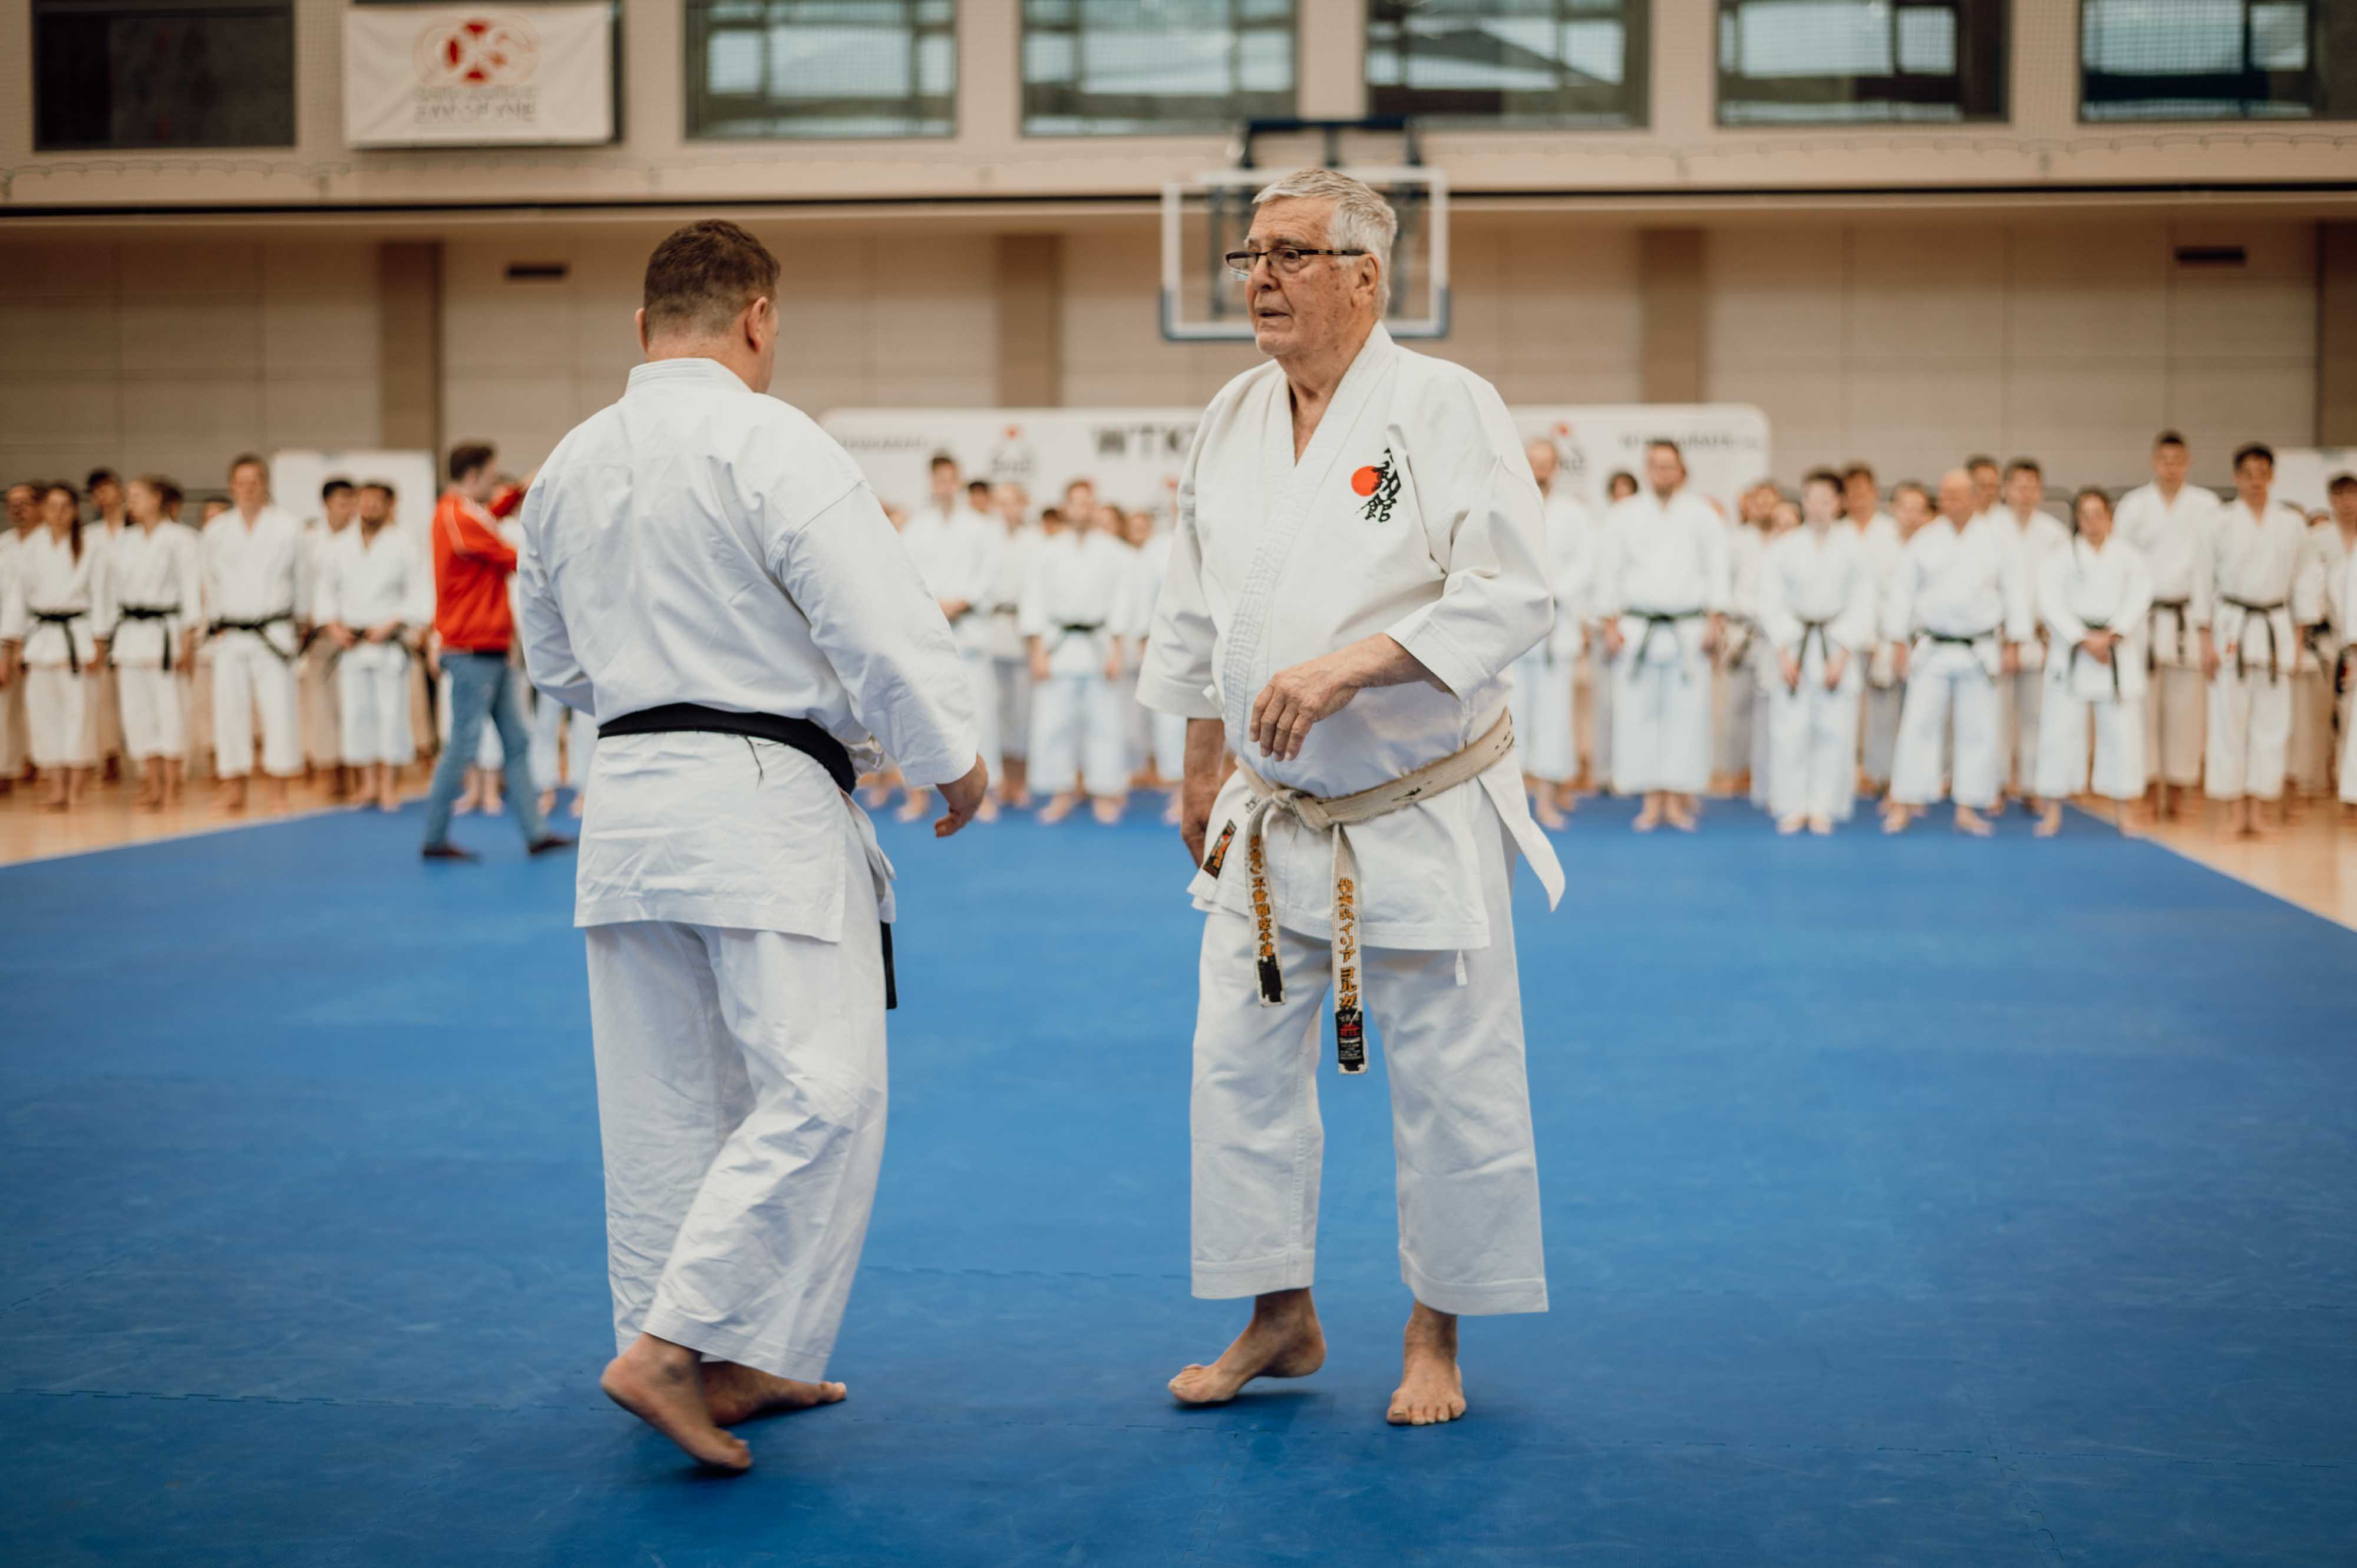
left=104, top=521, right=202, bottom=762
left=1758, top=522, right=1877, bottom=824
left=2287, top=521, right=2346, bottom=794
left=1140, top=323, right=1564, bottom=1314
left=1593, top=487, right=1729, bottom=796
left=530, top=692, right=597, bottom=793
left=2339, top=544, right=2357, bottom=806
left=909, top=501, right=1003, bottom=782
left=298, top=521, right=346, bottom=767
left=1887, top=515, right=2034, bottom=811
left=987, top=523, right=1039, bottom=762
left=315, top=524, right=433, bottom=767
left=0, top=532, right=20, bottom=778
left=2200, top=498, right=2322, bottom=801
left=1991, top=507, right=2072, bottom=797
left=1021, top=527, right=1131, bottom=798
left=1715, top=520, right=1764, bottom=783
left=1, top=530, right=110, bottom=768
left=2115, top=480, right=2221, bottom=787
left=1856, top=513, right=1906, bottom=787
left=1507, top=486, right=1589, bottom=786
left=82, top=524, right=126, bottom=765
left=1129, top=532, right=1189, bottom=780
left=202, top=504, right=305, bottom=779
left=2035, top=534, right=2153, bottom=803
left=517, top=356, right=975, bottom=1379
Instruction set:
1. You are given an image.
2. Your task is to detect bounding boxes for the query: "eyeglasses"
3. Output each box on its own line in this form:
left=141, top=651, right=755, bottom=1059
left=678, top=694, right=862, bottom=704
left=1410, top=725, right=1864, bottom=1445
left=1223, top=246, right=1368, bottom=282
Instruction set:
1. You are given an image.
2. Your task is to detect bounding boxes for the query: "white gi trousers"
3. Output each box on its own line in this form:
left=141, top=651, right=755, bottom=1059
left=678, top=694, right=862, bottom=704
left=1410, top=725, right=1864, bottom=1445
left=2035, top=682, right=2144, bottom=803
left=1580, top=647, right=1612, bottom=782
left=2144, top=605, right=2204, bottom=786
left=1609, top=629, right=1711, bottom=795
left=25, top=666, right=93, bottom=768
left=995, top=656, right=1031, bottom=762
left=1507, top=647, right=1576, bottom=784
left=117, top=665, right=184, bottom=761
left=2287, top=667, right=2333, bottom=795
left=1891, top=643, right=2002, bottom=810
left=1993, top=666, right=2045, bottom=797
left=2341, top=671, right=2357, bottom=805
left=338, top=645, right=416, bottom=766
left=1029, top=672, right=1126, bottom=797
left=1767, top=664, right=1862, bottom=823
left=1713, top=657, right=1754, bottom=780
left=529, top=693, right=597, bottom=791
left=584, top=857, right=888, bottom=1379
left=211, top=632, right=301, bottom=778
left=1149, top=709, right=1187, bottom=783
left=1189, top=810, right=1546, bottom=1316
left=0, top=678, right=24, bottom=777
left=88, top=665, right=121, bottom=765
left=2206, top=669, right=2292, bottom=801
left=301, top=644, right=341, bottom=767
left=1860, top=671, right=1903, bottom=789
left=961, top=646, right=1002, bottom=782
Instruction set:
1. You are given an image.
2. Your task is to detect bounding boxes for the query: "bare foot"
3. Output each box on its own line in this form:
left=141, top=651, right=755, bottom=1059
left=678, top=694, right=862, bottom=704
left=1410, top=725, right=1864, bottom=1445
left=1038, top=791, right=1079, bottom=825
left=1632, top=800, right=1662, bottom=833
left=975, top=795, right=999, bottom=824
left=569, top=793, right=586, bottom=818
left=700, top=1362, right=847, bottom=1427
left=600, top=1336, right=752, bottom=1471
left=1170, top=1289, right=1326, bottom=1406
left=1807, top=814, right=1833, bottom=837
left=1882, top=806, right=1912, bottom=834
left=1161, top=794, right=1183, bottom=826
left=1665, top=800, right=1698, bottom=832
left=1090, top=797, right=1124, bottom=825
left=2034, top=806, right=2062, bottom=838
left=1533, top=795, right=1567, bottom=830
left=1954, top=806, right=1993, bottom=837
left=894, top=789, right=932, bottom=824
left=1775, top=813, right=1804, bottom=836
left=538, top=789, right=556, bottom=818
left=1388, top=1302, right=1467, bottom=1427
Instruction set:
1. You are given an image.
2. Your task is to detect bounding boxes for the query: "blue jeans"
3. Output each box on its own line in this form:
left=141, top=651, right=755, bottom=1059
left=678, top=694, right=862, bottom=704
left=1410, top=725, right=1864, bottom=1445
left=422, top=651, right=549, bottom=849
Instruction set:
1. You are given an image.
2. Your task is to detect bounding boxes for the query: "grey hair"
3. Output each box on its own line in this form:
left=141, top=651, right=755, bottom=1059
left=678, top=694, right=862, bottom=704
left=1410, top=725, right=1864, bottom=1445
left=1253, top=167, right=1398, bottom=313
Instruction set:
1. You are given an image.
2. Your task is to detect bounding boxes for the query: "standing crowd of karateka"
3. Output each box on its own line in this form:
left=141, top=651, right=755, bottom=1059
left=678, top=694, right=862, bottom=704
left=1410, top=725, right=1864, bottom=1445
left=0, top=451, right=597, bottom=829
left=862, top=430, right=2357, bottom=841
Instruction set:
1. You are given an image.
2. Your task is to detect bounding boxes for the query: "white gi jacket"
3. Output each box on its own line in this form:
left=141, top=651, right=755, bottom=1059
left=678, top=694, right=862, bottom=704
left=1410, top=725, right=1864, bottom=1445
left=315, top=525, right=434, bottom=634
left=2298, top=521, right=2349, bottom=671
left=103, top=522, right=202, bottom=668
left=1020, top=529, right=1130, bottom=676
left=1856, top=513, right=1906, bottom=685
left=1534, top=487, right=1593, bottom=661
left=1127, top=532, right=1175, bottom=645
left=1592, top=487, right=1731, bottom=667
left=986, top=524, right=1039, bottom=660
left=202, top=505, right=306, bottom=656
left=917, top=507, right=1003, bottom=655
left=1, top=530, right=111, bottom=668
left=2042, top=536, right=2154, bottom=702
left=1884, top=515, right=2035, bottom=666
left=2115, top=481, right=2221, bottom=668
left=1140, top=322, right=1564, bottom=952
left=1757, top=523, right=1877, bottom=678
left=2196, top=498, right=2322, bottom=681
left=1996, top=506, right=2074, bottom=671
left=517, top=356, right=977, bottom=938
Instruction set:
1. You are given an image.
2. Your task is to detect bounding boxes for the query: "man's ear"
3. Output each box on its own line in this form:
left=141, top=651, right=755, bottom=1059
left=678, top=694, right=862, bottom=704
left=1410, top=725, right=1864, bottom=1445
left=635, top=307, right=651, bottom=356
left=745, top=295, right=775, bottom=351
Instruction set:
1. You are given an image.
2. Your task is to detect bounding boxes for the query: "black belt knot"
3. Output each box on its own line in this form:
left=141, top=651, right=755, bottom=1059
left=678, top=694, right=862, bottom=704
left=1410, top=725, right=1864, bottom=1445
left=30, top=609, right=87, bottom=675
left=114, top=604, right=181, bottom=672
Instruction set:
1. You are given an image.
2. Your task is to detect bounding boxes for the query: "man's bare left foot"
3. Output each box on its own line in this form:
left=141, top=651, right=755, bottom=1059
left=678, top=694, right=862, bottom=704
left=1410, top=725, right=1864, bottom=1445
left=1170, top=1289, right=1326, bottom=1405
left=1955, top=806, right=1993, bottom=837
left=701, top=1362, right=847, bottom=1426
left=1388, top=1302, right=1467, bottom=1427
left=600, top=1336, right=752, bottom=1471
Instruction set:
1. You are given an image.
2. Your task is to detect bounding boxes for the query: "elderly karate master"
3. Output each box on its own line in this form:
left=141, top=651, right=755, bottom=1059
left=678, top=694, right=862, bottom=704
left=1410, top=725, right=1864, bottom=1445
left=519, top=220, right=987, bottom=1471
left=1140, top=170, right=1564, bottom=1428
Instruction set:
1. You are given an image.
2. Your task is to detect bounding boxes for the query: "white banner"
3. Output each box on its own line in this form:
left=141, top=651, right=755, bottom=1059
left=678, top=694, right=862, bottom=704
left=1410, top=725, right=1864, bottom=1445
left=2275, top=447, right=2357, bottom=515
left=344, top=5, right=612, bottom=148
left=270, top=450, right=440, bottom=544
left=821, top=404, right=1772, bottom=524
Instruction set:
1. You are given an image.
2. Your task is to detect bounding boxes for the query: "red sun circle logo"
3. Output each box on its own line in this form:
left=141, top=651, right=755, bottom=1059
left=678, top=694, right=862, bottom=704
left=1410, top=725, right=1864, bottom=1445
left=415, top=17, right=540, bottom=88
left=1351, top=466, right=1381, bottom=497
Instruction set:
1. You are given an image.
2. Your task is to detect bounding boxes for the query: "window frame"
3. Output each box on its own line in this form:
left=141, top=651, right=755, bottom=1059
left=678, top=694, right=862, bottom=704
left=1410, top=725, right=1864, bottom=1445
left=1018, top=0, right=1300, bottom=139
left=683, top=0, right=960, bottom=143
left=1363, top=0, right=1652, bottom=132
left=31, top=0, right=299, bottom=153
left=2077, top=0, right=2326, bottom=124
left=1712, top=0, right=2012, bottom=128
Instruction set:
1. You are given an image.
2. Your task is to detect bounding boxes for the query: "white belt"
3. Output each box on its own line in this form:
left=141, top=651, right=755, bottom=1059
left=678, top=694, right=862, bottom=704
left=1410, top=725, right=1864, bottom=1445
left=1232, top=710, right=1516, bottom=1075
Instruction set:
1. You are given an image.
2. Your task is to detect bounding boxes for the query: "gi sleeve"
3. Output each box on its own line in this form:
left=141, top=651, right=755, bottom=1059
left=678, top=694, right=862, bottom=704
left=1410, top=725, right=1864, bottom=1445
left=1138, top=431, right=1222, bottom=719
left=2191, top=514, right=2219, bottom=630
left=774, top=480, right=978, bottom=788
left=1379, top=390, right=1551, bottom=697
left=2292, top=524, right=2330, bottom=630
left=90, top=543, right=116, bottom=640
left=1833, top=544, right=1879, bottom=653
left=1999, top=532, right=2035, bottom=644
left=516, top=492, right=595, bottom=717
left=1546, top=505, right=1590, bottom=659
left=2118, top=544, right=2153, bottom=633
left=1881, top=542, right=1916, bottom=646
left=0, top=553, right=21, bottom=645
left=312, top=542, right=342, bottom=629
left=174, top=532, right=203, bottom=644
left=2040, top=547, right=2085, bottom=648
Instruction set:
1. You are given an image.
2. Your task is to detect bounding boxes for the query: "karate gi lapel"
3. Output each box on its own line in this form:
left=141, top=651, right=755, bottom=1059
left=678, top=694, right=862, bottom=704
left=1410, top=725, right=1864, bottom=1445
left=1219, top=325, right=1399, bottom=739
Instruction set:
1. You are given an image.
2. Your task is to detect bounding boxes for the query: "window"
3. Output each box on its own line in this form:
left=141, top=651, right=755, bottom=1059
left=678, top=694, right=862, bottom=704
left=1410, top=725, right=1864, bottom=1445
left=2081, top=1, right=2344, bottom=121
left=34, top=0, right=295, bottom=151
left=1023, top=0, right=1295, bottom=136
left=688, top=0, right=956, bottom=139
left=1367, top=1, right=1649, bottom=129
left=1716, top=1, right=2008, bottom=125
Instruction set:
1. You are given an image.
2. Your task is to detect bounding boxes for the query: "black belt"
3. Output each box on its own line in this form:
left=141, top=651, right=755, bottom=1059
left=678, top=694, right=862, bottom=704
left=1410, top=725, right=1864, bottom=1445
left=114, top=604, right=181, bottom=672
left=30, top=610, right=87, bottom=675
left=1788, top=619, right=1834, bottom=689
left=1628, top=609, right=1702, bottom=675
left=1924, top=629, right=1999, bottom=680
left=1057, top=621, right=1105, bottom=639
left=2222, top=598, right=2285, bottom=684
left=2149, top=597, right=2191, bottom=667
left=596, top=703, right=893, bottom=1009
left=210, top=613, right=298, bottom=663
left=2068, top=618, right=2123, bottom=700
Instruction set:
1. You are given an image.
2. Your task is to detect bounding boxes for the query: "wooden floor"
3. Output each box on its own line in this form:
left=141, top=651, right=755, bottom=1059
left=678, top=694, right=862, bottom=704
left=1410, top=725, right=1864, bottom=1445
left=5, top=765, right=2352, bottom=932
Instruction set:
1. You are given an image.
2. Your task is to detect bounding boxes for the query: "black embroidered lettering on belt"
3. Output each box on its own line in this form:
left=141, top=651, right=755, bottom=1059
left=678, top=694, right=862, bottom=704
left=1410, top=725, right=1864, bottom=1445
left=1332, top=874, right=1366, bottom=1074
left=1201, top=819, right=1236, bottom=877
left=1247, top=830, right=1283, bottom=1005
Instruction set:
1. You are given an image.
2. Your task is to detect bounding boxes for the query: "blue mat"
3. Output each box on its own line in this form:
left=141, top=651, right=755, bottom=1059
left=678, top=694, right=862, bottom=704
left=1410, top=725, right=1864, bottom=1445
left=1, top=794, right=2351, bottom=1566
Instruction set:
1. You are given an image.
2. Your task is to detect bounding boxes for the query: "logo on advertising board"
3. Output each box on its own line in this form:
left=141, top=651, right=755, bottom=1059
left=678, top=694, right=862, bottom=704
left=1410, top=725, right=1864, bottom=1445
left=346, top=4, right=610, bottom=147
left=409, top=15, right=544, bottom=128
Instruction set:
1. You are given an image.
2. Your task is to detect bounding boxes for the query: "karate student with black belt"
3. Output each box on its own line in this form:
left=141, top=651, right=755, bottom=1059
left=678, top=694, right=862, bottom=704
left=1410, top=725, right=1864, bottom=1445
left=517, top=220, right=983, bottom=1473
left=200, top=453, right=307, bottom=811
left=2033, top=490, right=2153, bottom=837
left=2197, top=443, right=2325, bottom=837
left=1020, top=490, right=1134, bottom=824
left=108, top=477, right=202, bottom=810
left=0, top=482, right=110, bottom=810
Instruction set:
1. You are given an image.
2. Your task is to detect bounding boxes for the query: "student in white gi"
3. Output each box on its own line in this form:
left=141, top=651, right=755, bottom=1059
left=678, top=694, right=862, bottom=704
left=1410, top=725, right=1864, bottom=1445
left=1141, top=170, right=1563, bottom=1428
left=1507, top=438, right=1589, bottom=828
left=301, top=478, right=360, bottom=797
left=1593, top=441, right=1728, bottom=831
left=1022, top=493, right=1132, bottom=824
left=1759, top=470, right=1876, bottom=834
left=81, top=468, right=130, bottom=777
left=316, top=482, right=432, bottom=813
left=517, top=220, right=985, bottom=1472
left=2114, top=431, right=2220, bottom=816
left=895, top=453, right=1002, bottom=825
left=2331, top=476, right=2357, bottom=814
left=1, top=482, right=110, bottom=810
left=0, top=483, right=35, bottom=793
left=1124, top=502, right=1190, bottom=820
left=1988, top=460, right=2070, bottom=814
left=1884, top=470, right=2034, bottom=837
left=2198, top=443, right=2324, bottom=836
left=108, top=476, right=202, bottom=810
left=202, top=453, right=306, bottom=811
left=1715, top=483, right=1771, bottom=800
left=1578, top=477, right=1632, bottom=791
left=986, top=481, right=1038, bottom=807
left=2031, top=488, right=2153, bottom=837
left=2289, top=504, right=2347, bottom=798
left=1844, top=464, right=1905, bottom=795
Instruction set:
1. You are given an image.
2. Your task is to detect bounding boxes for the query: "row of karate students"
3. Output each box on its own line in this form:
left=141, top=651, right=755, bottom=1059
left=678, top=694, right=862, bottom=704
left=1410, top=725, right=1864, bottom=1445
left=0, top=463, right=596, bottom=816
left=1506, top=434, right=2356, bottom=838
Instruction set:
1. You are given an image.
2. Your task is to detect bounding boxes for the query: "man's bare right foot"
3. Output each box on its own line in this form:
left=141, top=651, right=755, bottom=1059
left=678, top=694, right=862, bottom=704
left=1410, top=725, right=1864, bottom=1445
left=1170, top=1290, right=1326, bottom=1405
left=701, top=1362, right=847, bottom=1427
left=600, top=1336, right=752, bottom=1471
